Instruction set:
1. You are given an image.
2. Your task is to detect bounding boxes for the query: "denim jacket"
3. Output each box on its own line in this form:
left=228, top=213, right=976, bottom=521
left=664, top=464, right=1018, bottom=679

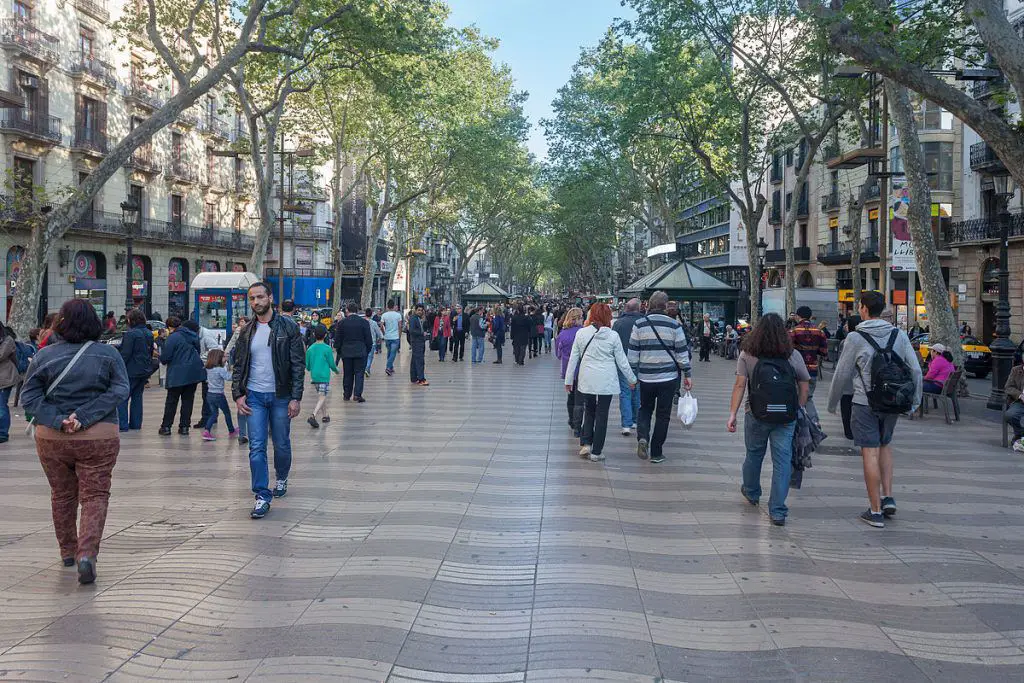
left=21, top=341, right=130, bottom=430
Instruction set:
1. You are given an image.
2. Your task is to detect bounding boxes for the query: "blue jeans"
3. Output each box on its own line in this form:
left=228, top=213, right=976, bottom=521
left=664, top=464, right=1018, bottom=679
left=237, top=411, right=248, bottom=437
left=118, top=376, right=147, bottom=430
left=385, top=339, right=400, bottom=371
left=438, top=336, right=448, bottom=360
left=205, top=393, right=236, bottom=432
left=366, top=347, right=375, bottom=373
left=742, top=416, right=797, bottom=520
left=0, top=386, right=10, bottom=441
left=247, top=391, right=292, bottom=501
left=471, top=336, right=485, bottom=363
left=618, top=372, right=640, bottom=428
left=544, top=328, right=553, bottom=352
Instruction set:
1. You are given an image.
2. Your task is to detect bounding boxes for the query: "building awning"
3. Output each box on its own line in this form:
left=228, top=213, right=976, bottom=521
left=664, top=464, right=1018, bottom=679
left=619, top=258, right=740, bottom=302
left=462, top=281, right=511, bottom=302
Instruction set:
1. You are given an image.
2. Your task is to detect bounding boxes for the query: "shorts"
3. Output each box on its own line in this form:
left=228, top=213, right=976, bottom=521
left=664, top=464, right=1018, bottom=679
left=314, top=382, right=330, bottom=396
left=850, top=403, right=898, bottom=448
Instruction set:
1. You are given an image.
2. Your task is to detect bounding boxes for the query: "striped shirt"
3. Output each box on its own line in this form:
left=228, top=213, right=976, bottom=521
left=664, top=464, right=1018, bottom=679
left=627, top=314, right=692, bottom=383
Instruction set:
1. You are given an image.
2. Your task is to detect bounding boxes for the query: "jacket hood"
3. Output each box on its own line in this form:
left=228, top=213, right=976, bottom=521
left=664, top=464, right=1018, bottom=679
left=856, top=318, right=895, bottom=339
left=176, top=328, right=198, bottom=341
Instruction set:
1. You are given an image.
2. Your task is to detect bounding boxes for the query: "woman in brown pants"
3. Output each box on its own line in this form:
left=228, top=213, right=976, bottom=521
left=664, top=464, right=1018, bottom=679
left=21, top=299, right=130, bottom=585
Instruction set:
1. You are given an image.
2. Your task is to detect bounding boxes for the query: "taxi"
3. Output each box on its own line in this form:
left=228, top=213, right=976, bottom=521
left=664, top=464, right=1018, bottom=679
left=912, top=333, right=991, bottom=378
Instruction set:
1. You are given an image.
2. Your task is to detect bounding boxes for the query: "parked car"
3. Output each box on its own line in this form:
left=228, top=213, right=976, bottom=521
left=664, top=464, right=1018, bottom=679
left=912, top=333, right=991, bottom=378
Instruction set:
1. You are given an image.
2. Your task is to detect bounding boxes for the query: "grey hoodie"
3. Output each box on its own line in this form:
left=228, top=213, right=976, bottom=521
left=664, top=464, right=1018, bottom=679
left=826, top=318, right=922, bottom=413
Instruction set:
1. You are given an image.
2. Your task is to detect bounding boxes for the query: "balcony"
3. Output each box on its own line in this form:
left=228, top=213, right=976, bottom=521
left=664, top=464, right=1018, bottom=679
left=67, top=209, right=255, bottom=252
left=972, top=74, right=1006, bottom=100
left=165, top=158, right=198, bottom=184
left=821, top=189, right=840, bottom=212
left=125, top=145, right=160, bottom=175
left=68, top=52, right=115, bottom=88
left=864, top=182, right=881, bottom=201
left=71, top=126, right=107, bottom=156
left=231, top=125, right=248, bottom=145
left=272, top=224, right=333, bottom=240
left=264, top=267, right=334, bottom=279
left=946, top=215, right=1024, bottom=246
left=176, top=108, right=199, bottom=128
left=279, top=182, right=328, bottom=202
left=817, top=238, right=880, bottom=265
left=200, top=115, right=230, bottom=140
left=764, top=246, right=812, bottom=264
left=0, top=18, right=58, bottom=66
left=0, top=109, right=60, bottom=143
left=126, top=81, right=164, bottom=111
left=74, top=0, right=109, bottom=22
left=970, top=142, right=1006, bottom=174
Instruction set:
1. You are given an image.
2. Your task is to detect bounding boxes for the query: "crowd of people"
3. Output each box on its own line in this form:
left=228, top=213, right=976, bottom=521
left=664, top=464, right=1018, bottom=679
left=8, top=281, right=1018, bottom=587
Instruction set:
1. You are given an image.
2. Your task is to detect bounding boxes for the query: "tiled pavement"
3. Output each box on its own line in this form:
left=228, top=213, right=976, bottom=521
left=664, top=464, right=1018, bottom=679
left=1, top=348, right=1023, bottom=682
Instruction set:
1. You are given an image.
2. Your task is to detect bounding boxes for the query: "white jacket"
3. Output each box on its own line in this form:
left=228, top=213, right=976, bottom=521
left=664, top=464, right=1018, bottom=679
left=564, top=324, right=636, bottom=396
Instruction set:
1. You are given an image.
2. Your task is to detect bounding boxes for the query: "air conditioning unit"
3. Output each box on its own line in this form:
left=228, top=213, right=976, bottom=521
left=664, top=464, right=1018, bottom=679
left=18, top=74, right=38, bottom=89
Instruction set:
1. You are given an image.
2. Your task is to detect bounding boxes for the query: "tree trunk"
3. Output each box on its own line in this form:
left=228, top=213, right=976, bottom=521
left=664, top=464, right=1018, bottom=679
left=744, top=209, right=763, bottom=325
left=886, top=80, right=962, bottom=365
left=330, top=141, right=346, bottom=317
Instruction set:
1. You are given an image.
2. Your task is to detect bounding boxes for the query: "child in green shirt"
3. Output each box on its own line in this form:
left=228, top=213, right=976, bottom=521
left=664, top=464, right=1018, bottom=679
left=304, top=325, right=339, bottom=428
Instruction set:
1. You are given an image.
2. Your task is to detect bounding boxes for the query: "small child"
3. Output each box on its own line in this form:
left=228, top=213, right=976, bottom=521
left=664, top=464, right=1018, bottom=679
left=305, top=324, right=339, bottom=428
left=202, top=349, right=237, bottom=441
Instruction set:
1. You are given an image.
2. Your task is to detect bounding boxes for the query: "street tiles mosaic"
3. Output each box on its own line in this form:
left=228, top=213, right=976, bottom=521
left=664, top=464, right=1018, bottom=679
left=0, top=351, right=1022, bottom=681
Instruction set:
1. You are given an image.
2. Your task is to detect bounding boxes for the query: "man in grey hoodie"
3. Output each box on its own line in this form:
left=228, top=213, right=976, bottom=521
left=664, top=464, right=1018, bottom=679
left=827, top=291, right=922, bottom=529
left=612, top=298, right=643, bottom=435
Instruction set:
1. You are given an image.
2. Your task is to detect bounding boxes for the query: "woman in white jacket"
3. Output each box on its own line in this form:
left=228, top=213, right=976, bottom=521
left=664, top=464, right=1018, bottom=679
left=564, top=303, right=636, bottom=462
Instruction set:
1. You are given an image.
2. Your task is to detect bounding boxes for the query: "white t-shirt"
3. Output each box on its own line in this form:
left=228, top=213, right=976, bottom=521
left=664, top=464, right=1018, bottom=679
left=381, top=310, right=402, bottom=340
left=544, top=313, right=554, bottom=330
left=247, top=321, right=276, bottom=393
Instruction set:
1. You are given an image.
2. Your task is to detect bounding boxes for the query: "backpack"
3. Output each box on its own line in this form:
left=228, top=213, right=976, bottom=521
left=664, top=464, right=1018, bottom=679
left=856, top=329, right=916, bottom=414
left=14, top=340, right=35, bottom=374
left=749, top=357, right=799, bottom=424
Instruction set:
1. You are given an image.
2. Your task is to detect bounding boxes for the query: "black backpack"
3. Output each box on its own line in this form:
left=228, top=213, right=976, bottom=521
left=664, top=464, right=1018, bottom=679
left=749, top=357, right=799, bottom=424
left=856, top=329, right=916, bottom=414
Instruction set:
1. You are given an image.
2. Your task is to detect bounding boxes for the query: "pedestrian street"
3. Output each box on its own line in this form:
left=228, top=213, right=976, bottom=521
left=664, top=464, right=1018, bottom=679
left=0, top=351, right=1022, bottom=682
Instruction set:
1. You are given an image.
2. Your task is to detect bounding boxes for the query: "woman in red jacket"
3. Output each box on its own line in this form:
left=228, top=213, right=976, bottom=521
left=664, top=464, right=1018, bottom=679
left=433, top=306, right=452, bottom=362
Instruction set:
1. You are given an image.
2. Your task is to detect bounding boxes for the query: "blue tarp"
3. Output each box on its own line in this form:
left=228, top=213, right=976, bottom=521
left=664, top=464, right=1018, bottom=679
left=263, top=277, right=334, bottom=307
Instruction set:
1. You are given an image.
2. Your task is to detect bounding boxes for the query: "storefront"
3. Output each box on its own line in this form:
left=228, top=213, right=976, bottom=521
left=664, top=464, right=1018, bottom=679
left=73, top=251, right=107, bottom=320
left=168, top=258, right=190, bottom=319
left=130, top=255, right=152, bottom=316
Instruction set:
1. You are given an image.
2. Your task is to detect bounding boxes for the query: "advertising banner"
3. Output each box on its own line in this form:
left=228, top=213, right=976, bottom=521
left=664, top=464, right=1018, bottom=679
left=392, top=259, right=408, bottom=292
left=890, top=176, right=915, bottom=272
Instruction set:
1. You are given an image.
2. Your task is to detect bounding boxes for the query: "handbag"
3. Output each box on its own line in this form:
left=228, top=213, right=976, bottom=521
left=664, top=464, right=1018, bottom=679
left=25, top=341, right=94, bottom=438
left=429, top=336, right=440, bottom=351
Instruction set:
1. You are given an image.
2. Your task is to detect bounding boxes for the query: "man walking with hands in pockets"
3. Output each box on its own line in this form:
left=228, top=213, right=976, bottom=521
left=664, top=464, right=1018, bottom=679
left=232, top=282, right=305, bottom=519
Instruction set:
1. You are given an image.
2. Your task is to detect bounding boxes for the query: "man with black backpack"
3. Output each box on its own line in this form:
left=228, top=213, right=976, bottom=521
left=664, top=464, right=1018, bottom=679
left=827, top=291, right=921, bottom=529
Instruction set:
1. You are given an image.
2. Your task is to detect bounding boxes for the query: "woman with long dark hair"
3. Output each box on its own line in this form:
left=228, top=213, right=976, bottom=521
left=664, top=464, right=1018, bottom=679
left=21, top=299, right=130, bottom=584
left=726, top=313, right=809, bottom=526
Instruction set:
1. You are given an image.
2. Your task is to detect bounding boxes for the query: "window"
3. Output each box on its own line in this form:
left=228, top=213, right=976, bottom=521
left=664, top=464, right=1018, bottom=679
left=233, top=208, right=242, bottom=232
left=773, top=227, right=781, bottom=250
left=170, top=194, right=183, bottom=225
left=80, top=96, right=98, bottom=133
left=771, top=189, right=781, bottom=218
left=890, top=145, right=903, bottom=174
left=14, top=0, right=30, bottom=20
left=799, top=223, right=808, bottom=248
left=785, top=192, right=792, bottom=212
left=204, top=202, right=215, bottom=229
left=796, top=138, right=807, bottom=168
left=206, top=147, right=215, bottom=181
left=932, top=202, right=952, bottom=244
left=171, top=132, right=182, bottom=161
left=129, top=185, right=143, bottom=224
left=79, top=27, right=94, bottom=58
left=915, top=100, right=953, bottom=130
left=923, top=141, right=953, bottom=191
left=785, top=147, right=794, bottom=167
left=130, top=58, right=143, bottom=87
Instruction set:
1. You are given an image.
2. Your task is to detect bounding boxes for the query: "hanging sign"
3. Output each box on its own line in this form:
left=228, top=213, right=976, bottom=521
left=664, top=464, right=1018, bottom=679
left=890, top=177, right=915, bottom=272
left=392, top=259, right=408, bottom=292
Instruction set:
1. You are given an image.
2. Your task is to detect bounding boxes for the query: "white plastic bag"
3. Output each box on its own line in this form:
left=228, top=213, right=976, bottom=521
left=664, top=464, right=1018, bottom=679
left=678, top=390, right=698, bottom=428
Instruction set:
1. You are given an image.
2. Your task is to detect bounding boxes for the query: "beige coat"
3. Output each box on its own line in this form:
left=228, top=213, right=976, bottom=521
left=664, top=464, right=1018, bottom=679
left=0, top=337, right=20, bottom=389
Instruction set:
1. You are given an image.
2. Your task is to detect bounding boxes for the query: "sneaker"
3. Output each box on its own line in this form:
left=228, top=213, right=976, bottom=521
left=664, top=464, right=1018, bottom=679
left=273, top=479, right=288, bottom=498
left=77, top=556, right=96, bottom=585
left=589, top=452, right=605, bottom=462
left=1013, top=438, right=1024, bottom=453
left=630, top=423, right=637, bottom=430
left=228, top=430, right=238, bottom=438
left=636, top=438, right=649, bottom=461
left=158, top=426, right=172, bottom=436
left=193, top=421, right=205, bottom=429
left=770, top=517, right=786, bottom=526
left=237, top=436, right=249, bottom=445
left=881, top=497, right=897, bottom=517
left=321, top=416, right=330, bottom=423
left=859, top=510, right=885, bottom=528
left=201, top=430, right=216, bottom=441
left=178, top=426, right=189, bottom=436
left=740, top=486, right=759, bottom=506
left=365, top=370, right=370, bottom=377
left=385, top=368, right=394, bottom=376
left=307, top=415, right=320, bottom=429
left=251, top=498, right=270, bottom=519
left=355, top=397, right=366, bottom=403
left=649, top=455, right=665, bottom=464
left=621, top=427, right=631, bottom=436
left=579, top=444, right=591, bottom=458
left=418, top=380, right=430, bottom=386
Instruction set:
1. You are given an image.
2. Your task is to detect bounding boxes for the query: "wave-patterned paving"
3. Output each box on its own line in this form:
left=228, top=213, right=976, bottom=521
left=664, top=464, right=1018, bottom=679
left=0, top=351, right=1021, bottom=681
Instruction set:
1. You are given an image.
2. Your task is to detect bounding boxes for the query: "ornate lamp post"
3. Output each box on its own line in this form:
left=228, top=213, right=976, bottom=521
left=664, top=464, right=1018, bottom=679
left=755, top=237, right=769, bottom=319
left=120, top=198, right=141, bottom=313
left=987, top=173, right=1017, bottom=410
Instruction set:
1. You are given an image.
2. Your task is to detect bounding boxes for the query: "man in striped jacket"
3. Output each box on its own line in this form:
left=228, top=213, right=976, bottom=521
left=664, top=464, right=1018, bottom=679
left=627, top=291, right=693, bottom=463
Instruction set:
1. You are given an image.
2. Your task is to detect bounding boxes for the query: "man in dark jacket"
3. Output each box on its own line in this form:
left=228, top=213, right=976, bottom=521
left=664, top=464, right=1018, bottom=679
left=510, top=305, right=532, bottom=365
left=335, top=302, right=373, bottom=402
left=231, top=282, right=305, bottom=519
left=158, top=317, right=205, bottom=436
left=469, top=306, right=487, bottom=364
left=449, top=305, right=466, bottom=362
left=612, top=298, right=643, bottom=435
left=529, top=306, right=544, bottom=358
left=409, top=303, right=428, bottom=385
left=118, top=308, right=154, bottom=431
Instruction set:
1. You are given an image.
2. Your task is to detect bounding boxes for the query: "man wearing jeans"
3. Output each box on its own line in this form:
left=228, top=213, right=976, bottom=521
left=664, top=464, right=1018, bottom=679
left=470, top=306, right=487, bottom=364
left=628, top=291, right=692, bottom=464
left=612, top=298, right=643, bottom=435
left=380, top=300, right=403, bottom=376
left=232, top=282, right=305, bottom=519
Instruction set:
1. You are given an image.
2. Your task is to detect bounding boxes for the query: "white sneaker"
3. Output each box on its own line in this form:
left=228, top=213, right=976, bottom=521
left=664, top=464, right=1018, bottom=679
left=1013, top=438, right=1024, bottom=453
left=579, top=444, right=591, bottom=458
left=621, top=427, right=631, bottom=436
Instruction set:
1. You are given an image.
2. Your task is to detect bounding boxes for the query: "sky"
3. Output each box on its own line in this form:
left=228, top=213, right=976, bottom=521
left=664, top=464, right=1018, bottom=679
left=444, top=0, right=633, bottom=160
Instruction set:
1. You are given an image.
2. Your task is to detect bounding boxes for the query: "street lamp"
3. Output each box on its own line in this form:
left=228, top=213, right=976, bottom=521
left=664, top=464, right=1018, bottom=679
left=120, top=198, right=141, bottom=314
left=987, top=173, right=1018, bottom=410
left=755, top=237, right=769, bottom=319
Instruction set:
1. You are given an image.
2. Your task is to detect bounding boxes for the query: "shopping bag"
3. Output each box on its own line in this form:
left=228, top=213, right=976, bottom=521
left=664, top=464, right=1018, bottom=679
left=678, top=390, right=698, bottom=428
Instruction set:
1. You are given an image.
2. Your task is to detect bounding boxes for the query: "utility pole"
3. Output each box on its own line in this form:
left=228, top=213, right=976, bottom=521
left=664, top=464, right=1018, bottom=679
left=278, top=128, right=286, bottom=305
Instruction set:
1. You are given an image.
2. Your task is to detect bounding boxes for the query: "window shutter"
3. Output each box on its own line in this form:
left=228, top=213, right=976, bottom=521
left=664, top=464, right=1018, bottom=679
left=98, top=99, right=107, bottom=139
left=74, top=94, right=83, bottom=141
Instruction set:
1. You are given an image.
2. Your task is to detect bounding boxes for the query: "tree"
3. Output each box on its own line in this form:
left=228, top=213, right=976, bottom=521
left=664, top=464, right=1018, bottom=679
left=6, top=0, right=361, bottom=334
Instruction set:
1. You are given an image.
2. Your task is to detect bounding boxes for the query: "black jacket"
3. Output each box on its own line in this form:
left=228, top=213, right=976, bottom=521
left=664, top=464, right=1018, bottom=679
left=510, top=314, right=532, bottom=346
left=159, top=328, right=205, bottom=388
left=120, top=323, right=154, bottom=378
left=335, top=314, right=373, bottom=359
left=531, top=313, right=544, bottom=338
left=231, top=312, right=305, bottom=402
left=408, top=314, right=426, bottom=346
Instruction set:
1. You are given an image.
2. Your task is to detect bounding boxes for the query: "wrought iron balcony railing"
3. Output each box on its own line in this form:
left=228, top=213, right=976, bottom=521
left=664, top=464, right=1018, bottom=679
left=0, top=108, right=61, bottom=142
